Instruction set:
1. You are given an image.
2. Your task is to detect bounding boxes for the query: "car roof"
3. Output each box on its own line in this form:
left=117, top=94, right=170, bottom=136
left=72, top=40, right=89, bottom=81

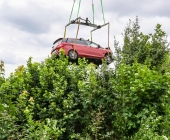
left=53, top=37, right=100, bottom=46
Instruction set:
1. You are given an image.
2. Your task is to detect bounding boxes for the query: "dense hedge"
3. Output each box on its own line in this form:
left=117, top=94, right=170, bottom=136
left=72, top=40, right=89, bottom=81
left=0, top=54, right=170, bottom=139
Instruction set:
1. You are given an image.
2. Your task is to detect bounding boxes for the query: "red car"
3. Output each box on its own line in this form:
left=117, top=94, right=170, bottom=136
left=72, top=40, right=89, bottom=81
left=51, top=38, right=114, bottom=64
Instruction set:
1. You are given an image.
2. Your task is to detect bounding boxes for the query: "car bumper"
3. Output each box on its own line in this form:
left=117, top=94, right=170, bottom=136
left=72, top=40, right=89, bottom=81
left=51, top=50, right=59, bottom=57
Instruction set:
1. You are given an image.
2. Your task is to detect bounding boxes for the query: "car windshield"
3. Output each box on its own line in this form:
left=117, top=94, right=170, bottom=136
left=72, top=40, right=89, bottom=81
left=54, top=40, right=62, bottom=46
left=53, top=39, right=62, bottom=47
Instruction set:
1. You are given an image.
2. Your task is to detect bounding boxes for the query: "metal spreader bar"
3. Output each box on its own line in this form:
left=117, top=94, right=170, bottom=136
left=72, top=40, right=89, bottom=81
left=65, top=17, right=101, bottom=28
left=64, top=17, right=105, bottom=38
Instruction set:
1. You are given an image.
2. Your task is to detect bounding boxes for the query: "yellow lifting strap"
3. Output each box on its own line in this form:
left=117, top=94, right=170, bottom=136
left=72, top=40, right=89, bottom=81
left=73, top=18, right=80, bottom=51
left=90, top=22, right=110, bottom=50
left=64, top=27, right=66, bottom=38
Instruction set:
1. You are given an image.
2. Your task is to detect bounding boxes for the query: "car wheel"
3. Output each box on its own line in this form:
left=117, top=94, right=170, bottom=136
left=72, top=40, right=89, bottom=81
left=104, top=54, right=112, bottom=64
left=68, top=49, right=78, bottom=60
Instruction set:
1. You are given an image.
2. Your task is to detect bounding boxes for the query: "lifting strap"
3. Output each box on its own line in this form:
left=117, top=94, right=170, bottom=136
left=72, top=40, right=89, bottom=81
left=92, top=0, right=94, bottom=24
left=73, top=18, right=81, bottom=51
left=100, top=0, right=105, bottom=24
left=69, top=0, right=105, bottom=25
left=66, top=0, right=76, bottom=37
left=90, top=22, right=110, bottom=50
left=77, top=0, right=82, bottom=18
left=69, top=0, right=76, bottom=22
left=108, top=23, right=110, bottom=50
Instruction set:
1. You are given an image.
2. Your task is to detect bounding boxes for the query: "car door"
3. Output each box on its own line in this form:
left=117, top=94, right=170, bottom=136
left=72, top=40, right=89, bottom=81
left=73, top=39, right=90, bottom=57
left=88, top=42, right=104, bottom=58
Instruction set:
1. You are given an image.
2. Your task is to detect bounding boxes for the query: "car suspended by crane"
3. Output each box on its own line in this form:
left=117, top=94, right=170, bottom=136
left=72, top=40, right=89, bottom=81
left=51, top=0, right=114, bottom=65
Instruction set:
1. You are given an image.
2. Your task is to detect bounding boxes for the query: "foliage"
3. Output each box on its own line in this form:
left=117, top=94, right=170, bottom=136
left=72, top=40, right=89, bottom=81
left=0, top=60, right=5, bottom=86
left=115, top=17, right=170, bottom=72
left=0, top=55, right=170, bottom=139
left=130, top=112, right=168, bottom=140
left=112, top=62, right=170, bottom=139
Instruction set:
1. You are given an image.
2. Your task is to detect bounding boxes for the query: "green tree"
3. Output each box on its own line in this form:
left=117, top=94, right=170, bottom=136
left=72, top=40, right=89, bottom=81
left=0, top=60, right=5, bottom=86
left=120, top=17, right=169, bottom=72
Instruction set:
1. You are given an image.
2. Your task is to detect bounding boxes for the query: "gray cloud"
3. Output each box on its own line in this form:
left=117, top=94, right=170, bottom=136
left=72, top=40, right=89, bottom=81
left=0, top=1, right=65, bottom=34
left=0, top=0, right=170, bottom=77
left=0, top=50, right=26, bottom=64
left=104, top=0, right=170, bottom=17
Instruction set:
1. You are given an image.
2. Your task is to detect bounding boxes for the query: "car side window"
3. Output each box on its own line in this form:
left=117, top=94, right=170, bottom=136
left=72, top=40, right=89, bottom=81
left=86, top=41, right=91, bottom=45
left=76, top=40, right=87, bottom=45
left=91, top=43, right=98, bottom=48
left=87, top=41, right=98, bottom=48
left=67, top=38, right=74, bottom=43
left=62, top=38, right=67, bottom=42
left=67, top=39, right=87, bottom=45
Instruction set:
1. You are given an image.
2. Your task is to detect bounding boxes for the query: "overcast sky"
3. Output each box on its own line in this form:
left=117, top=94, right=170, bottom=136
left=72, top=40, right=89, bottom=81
left=0, top=0, right=170, bottom=77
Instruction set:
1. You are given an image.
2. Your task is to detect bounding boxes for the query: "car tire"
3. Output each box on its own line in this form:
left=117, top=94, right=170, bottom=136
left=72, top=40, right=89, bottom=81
left=104, top=54, right=112, bottom=64
left=68, top=49, right=78, bottom=60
